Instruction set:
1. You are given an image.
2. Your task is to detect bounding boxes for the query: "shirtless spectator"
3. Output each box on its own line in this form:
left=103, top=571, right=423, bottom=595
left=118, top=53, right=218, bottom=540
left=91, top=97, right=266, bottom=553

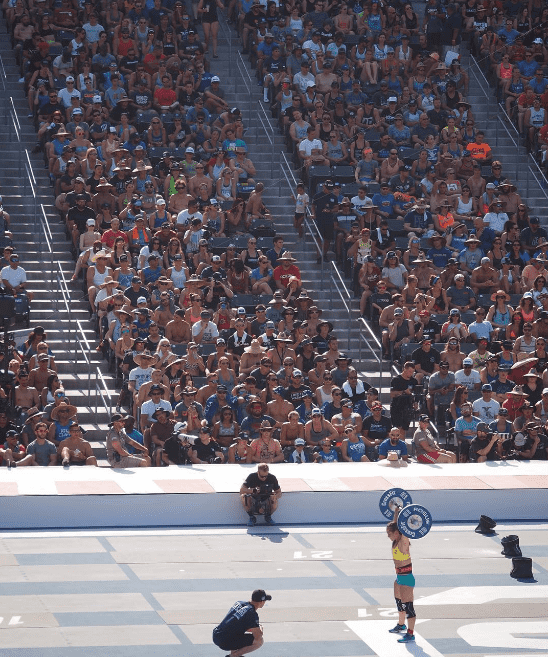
left=14, top=370, right=40, bottom=417
left=28, top=354, right=56, bottom=395
left=267, top=386, right=295, bottom=426
left=164, top=309, right=192, bottom=345
left=440, top=338, right=466, bottom=372
left=470, top=257, right=499, bottom=296
left=58, top=423, right=97, bottom=467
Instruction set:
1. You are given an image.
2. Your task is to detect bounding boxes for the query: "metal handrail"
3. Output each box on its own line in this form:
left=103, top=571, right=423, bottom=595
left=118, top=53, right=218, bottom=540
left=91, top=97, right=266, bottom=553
left=25, top=151, right=38, bottom=230
left=76, top=319, right=94, bottom=396
left=280, top=150, right=325, bottom=284
left=56, top=261, right=74, bottom=346
left=95, top=366, right=112, bottom=416
left=469, top=53, right=548, bottom=205
left=328, top=262, right=353, bottom=352
left=39, top=206, right=54, bottom=292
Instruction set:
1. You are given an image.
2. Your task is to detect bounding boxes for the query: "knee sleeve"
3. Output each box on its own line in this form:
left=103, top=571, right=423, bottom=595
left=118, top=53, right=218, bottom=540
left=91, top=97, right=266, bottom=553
left=403, top=601, right=416, bottom=619
left=395, top=598, right=404, bottom=612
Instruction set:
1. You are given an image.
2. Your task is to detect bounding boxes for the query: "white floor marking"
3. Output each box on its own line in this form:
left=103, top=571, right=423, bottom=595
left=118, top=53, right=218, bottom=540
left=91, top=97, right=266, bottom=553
left=458, top=622, right=548, bottom=650
left=345, top=619, right=444, bottom=657
left=415, top=586, right=548, bottom=606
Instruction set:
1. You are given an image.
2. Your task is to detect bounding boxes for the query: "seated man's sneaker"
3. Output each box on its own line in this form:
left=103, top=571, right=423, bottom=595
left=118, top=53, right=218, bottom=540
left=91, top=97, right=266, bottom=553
left=247, top=515, right=256, bottom=526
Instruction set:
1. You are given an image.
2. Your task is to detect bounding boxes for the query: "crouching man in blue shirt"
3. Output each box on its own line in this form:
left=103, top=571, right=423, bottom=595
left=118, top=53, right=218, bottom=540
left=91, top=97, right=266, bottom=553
left=213, top=589, right=271, bottom=656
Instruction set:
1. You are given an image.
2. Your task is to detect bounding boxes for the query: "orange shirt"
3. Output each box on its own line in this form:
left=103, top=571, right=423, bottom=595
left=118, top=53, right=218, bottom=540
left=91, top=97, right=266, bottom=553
left=466, top=142, right=491, bottom=159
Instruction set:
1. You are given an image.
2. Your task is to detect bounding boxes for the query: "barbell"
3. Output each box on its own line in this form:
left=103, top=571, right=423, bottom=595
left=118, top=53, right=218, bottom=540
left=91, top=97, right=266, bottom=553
left=379, top=487, right=433, bottom=539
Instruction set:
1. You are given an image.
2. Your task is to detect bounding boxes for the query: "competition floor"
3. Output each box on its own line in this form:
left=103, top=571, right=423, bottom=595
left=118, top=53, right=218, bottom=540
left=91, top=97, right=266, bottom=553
left=0, top=523, right=546, bottom=657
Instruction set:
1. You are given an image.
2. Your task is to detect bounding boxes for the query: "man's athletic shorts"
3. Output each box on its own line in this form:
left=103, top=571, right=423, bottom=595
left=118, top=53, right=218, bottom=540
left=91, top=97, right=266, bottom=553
left=213, top=631, right=254, bottom=651
left=417, top=451, right=439, bottom=464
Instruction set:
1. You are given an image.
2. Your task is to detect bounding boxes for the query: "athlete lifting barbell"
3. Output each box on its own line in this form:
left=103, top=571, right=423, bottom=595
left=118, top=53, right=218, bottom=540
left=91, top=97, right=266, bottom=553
left=380, top=488, right=433, bottom=644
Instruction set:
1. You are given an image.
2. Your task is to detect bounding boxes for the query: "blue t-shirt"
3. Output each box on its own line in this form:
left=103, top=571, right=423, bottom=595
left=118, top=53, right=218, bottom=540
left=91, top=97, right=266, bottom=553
left=214, top=601, right=259, bottom=643
left=455, top=414, right=482, bottom=440
left=378, top=438, right=408, bottom=458
left=427, top=246, right=452, bottom=269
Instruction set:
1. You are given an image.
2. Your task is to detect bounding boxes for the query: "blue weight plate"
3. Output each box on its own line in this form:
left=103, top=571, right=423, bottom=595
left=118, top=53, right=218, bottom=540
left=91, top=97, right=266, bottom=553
left=379, top=488, right=413, bottom=520
left=397, top=504, right=433, bottom=539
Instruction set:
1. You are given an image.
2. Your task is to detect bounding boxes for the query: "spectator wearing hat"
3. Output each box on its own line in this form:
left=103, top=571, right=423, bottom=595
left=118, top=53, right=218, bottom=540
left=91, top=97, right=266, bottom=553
left=248, top=420, right=283, bottom=463
left=341, top=369, right=370, bottom=404
left=404, top=200, right=434, bottom=238
left=500, top=428, right=539, bottom=460
left=413, top=415, right=457, bottom=463
left=390, top=361, right=420, bottom=431
left=48, top=401, right=78, bottom=447
left=106, top=412, right=151, bottom=467
left=0, top=430, right=33, bottom=467
left=340, top=424, right=369, bottom=462
left=331, top=397, right=362, bottom=436
left=287, top=437, right=311, bottom=463
left=472, top=383, right=500, bottom=423
left=490, top=365, right=515, bottom=402
left=148, top=407, right=177, bottom=465
left=468, top=306, right=495, bottom=343
left=128, top=351, right=157, bottom=408
left=140, top=383, right=172, bottom=432
left=388, top=308, right=415, bottom=360
left=502, top=385, right=531, bottom=422
left=488, top=407, right=513, bottom=438
left=447, top=273, right=476, bottom=311
left=191, top=309, right=219, bottom=345
left=362, top=401, right=391, bottom=458
left=58, top=423, right=97, bottom=467
left=204, top=383, right=238, bottom=425
left=1, top=254, right=34, bottom=303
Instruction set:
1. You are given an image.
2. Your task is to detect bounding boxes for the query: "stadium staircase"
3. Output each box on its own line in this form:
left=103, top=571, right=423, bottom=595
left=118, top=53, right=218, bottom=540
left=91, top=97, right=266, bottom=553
left=0, top=16, right=110, bottom=447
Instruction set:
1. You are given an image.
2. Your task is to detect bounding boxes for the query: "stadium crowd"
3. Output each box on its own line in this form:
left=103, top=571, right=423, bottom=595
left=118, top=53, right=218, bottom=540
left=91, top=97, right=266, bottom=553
left=2, top=0, right=548, bottom=468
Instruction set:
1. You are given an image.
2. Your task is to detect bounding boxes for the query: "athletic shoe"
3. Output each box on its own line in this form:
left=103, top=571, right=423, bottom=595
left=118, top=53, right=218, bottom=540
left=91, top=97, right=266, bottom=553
left=62, top=458, right=70, bottom=467
left=388, top=624, right=406, bottom=634
left=264, top=515, right=275, bottom=525
left=397, top=633, right=415, bottom=643
left=247, top=515, right=256, bottom=526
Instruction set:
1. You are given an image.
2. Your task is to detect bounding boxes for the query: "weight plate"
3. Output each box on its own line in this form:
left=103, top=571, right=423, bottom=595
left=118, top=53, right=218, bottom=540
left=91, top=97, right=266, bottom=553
left=397, top=504, right=433, bottom=539
left=379, top=488, right=413, bottom=520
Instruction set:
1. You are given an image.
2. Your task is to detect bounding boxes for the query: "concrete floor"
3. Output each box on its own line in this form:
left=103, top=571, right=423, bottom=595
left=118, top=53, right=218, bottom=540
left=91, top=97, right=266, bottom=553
left=0, top=522, right=546, bottom=656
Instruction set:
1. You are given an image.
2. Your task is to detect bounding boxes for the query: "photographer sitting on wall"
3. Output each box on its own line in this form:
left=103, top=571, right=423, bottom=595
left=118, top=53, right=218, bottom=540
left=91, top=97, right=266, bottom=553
left=239, top=462, right=282, bottom=526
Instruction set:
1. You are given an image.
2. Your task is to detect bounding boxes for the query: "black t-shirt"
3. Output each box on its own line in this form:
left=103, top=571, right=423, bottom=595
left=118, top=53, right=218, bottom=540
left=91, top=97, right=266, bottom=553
left=411, top=346, right=441, bottom=373
left=390, top=374, right=419, bottom=403
left=502, top=436, right=534, bottom=459
left=243, top=471, right=280, bottom=497
left=313, top=191, right=338, bottom=225
left=249, top=366, right=270, bottom=390
left=414, top=319, right=440, bottom=341
left=124, top=285, right=150, bottom=306
left=67, top=206, right=97, bottom=233
left=214, top=601, right=260, bottom=642
left=286, top=384, right=312, bottom=405
left=532, top=431, right=548, bottom=460
left=469, top=436, right=498, bottom=461
left=227, top=332, right=252, bottom=357
left=362, top=414, right=392, bottom=442
left=192, top=438, right=221, bottom=462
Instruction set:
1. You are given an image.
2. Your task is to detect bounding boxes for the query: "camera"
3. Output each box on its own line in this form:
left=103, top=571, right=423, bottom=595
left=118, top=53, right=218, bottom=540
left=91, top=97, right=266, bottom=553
left=209, top=456, right=222, bottom=464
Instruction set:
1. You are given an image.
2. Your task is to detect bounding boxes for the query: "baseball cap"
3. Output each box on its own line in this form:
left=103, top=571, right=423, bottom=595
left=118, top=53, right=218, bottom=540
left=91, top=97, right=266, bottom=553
left=294, top=438, right=306, bottom=446
left=476, top=422, right=491, bottom=433
left=514, top=432, right=526, bottom=446
left=463, top=358, right=473, bottom=365
left=92, top=94, right=102, bottom=103
left=482, top=383, right=492, bottom=392
left=394, top=308, right=404, bottom=316
left=418, top=414, right=430, bottom=422
left=251, top=589, right=272, bottom=602
left=137, top=296, right=147, bottom=304
left=211, top=75, right=220, bottom=82
left=86, top=218, right=96, bottom=226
